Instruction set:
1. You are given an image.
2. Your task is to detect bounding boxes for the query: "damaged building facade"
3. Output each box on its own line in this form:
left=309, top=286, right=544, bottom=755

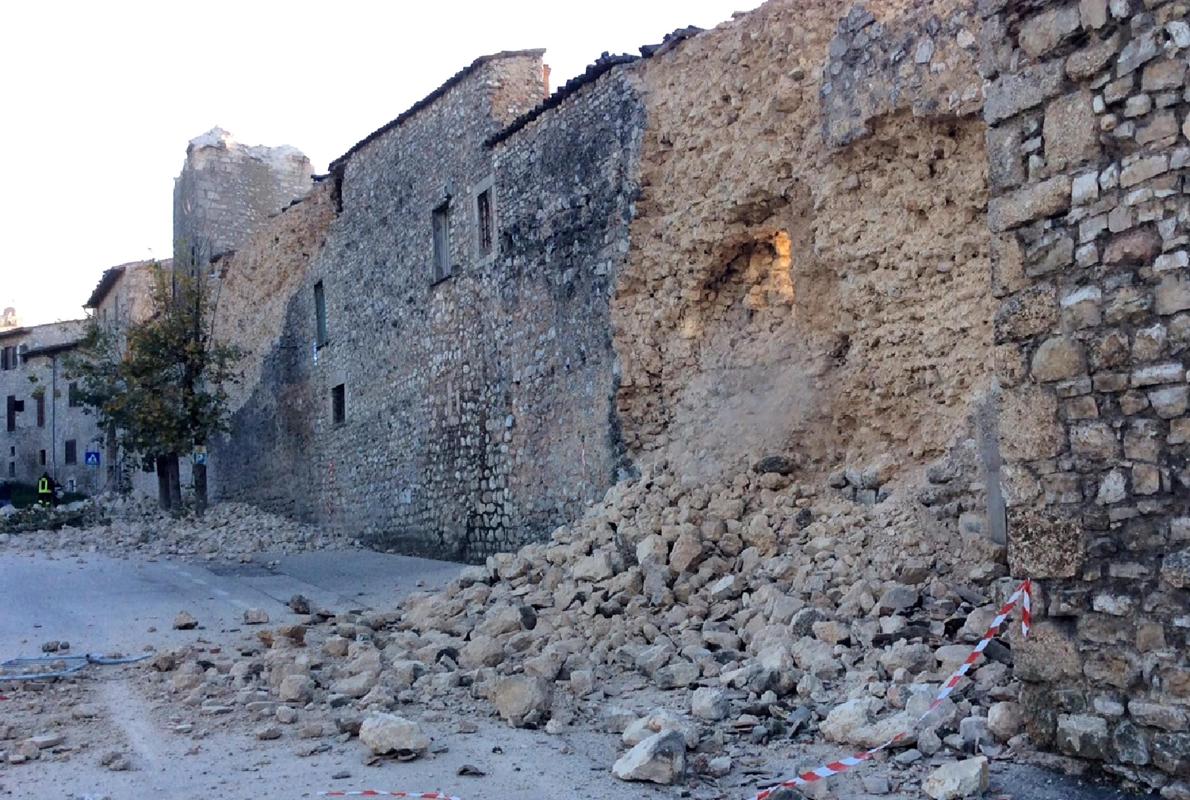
left=159, top=0, right=1190, bottom=788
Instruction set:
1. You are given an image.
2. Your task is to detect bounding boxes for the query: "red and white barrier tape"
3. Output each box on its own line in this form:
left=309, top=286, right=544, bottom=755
left=752, top=578, right=1033, bottom=800
left=320, top=792, right=460, bottom=799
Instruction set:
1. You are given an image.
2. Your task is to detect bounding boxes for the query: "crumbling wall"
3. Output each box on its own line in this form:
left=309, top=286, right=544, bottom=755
left=173, top=128, right=313, bottom=266
left=615, top=0, right=993, bottom=494
left=982, top=0, right=1190, bottom=790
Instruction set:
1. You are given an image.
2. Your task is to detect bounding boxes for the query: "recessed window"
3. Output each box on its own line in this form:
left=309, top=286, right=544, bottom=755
left=476, top=188, right=493, bottom=257
left=68, top=381, right=82, bottom=407
left=39, top=449, right=46, bottom=466
left=36, top=395, right=45, bottom=428
left=332, top=384, right=345, bottom=425
left=432, top=202, right=451, bottom=282
left=0, top=346, right=15, bottom=370
left=64, top=439, right=77, bottom=465
left=314, top=280, right=328, bottom=347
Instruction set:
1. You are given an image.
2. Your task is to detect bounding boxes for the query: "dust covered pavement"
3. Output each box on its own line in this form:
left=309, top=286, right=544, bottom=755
left=0, top=477, right=1158, bottom=800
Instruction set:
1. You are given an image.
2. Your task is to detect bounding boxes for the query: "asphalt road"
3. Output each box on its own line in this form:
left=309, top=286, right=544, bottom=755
left=0, top=548, right=463, bottom=658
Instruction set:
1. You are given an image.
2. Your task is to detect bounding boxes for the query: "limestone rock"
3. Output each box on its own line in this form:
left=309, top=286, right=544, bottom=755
left=491, top=675, right=552, bottom=727
left=612, top=730, right=686, bottom=784
left=359, top=714, right=429, bottom=759
left=243, top=608, right=270, bottom=625
left=173, top=611, right=198, bottom=630
left=922, top=756, right=989, bottom=799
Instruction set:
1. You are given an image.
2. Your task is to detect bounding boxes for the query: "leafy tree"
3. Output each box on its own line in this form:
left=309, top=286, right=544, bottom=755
left=67, top=262, right=240, bottom=513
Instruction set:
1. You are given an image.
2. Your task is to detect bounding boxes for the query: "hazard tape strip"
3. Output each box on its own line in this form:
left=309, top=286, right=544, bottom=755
left=320, top=792, right=460, bottom=799
left=752, top=578, right=1033, bottom=800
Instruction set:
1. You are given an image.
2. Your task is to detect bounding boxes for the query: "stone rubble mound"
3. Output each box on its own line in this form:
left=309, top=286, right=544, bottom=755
left=0, top=496, right=348, bottom=557
left=135, top=455, right=1029, bottom=795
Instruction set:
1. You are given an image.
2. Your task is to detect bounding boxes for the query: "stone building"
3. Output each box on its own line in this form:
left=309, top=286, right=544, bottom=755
left=184, top=0, right=1188, bottom=786
left=0, top=320, right=103, bottom=494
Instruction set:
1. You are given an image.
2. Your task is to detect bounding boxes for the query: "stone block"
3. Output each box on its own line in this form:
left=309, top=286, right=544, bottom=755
left=996, top=284, right=1058, bottom=341
left=1117, top=31, right=1160, bottom=76
left=1142, top=58, right=1187, bottom=92
left=1130, top=701, right=1189, bottom=732
left=1000, top=386, right=1064, bottom=461
left=1019, top=5, right=1082, bottom=58
left=1120, top=154, right=1169, bottom=187
left=1156, top=276, right=1190, bottom=316
left=1067, top=32, right=1119, bottom=79
left=1150, top=386, right=1189, bottom=418
left=988, top=175, right=1072, bottom=232
left=1007, top=510, right=1084, bottom=579
left=985, top=61, right=1066, bottom=124
left=1112, top=720, right=1151, bottom=766
left=1162, top=547, right=1190, bottom=589
left=987, top=121, right=1026, bottom=190
left=1080, top=0, right=1108, bottom=28
left=1153, top=732, right=1190, bottom=776
left=1103, top=226, right=1161, bottom=264
left=1045, top=91, right=1100, bottom=169
left=1031, top=336, right=1087, bottom=381
left=1058, top=714, right=1110, bottom=759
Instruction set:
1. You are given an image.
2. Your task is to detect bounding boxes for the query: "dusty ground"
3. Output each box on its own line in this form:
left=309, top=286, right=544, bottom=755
left=0, top=545, right=1157, bottom=800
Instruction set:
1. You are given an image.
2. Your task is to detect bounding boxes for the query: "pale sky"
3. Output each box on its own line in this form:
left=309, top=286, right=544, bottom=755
left=1, top=0, right=759, bottom=328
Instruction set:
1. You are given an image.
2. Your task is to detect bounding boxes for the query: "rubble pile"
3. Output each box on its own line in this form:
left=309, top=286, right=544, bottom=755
left=0, top=497, right=350, bottom=557
left=136, top=453, right=1029, bottom=796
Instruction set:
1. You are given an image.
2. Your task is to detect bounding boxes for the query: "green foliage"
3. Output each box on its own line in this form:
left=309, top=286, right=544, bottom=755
left=65, top=262, right=242, bottom=467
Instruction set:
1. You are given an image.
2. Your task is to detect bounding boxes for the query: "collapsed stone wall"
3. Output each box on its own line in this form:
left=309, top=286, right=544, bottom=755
left=982, top=0, right=1190, bottom=790
left=614, top=0, right=994, bottom=493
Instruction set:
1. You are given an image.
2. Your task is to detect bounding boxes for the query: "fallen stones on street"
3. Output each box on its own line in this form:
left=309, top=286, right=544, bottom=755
left=173, top=611, right=198, bottom=630
left=612, top=730, right=686, bottom=784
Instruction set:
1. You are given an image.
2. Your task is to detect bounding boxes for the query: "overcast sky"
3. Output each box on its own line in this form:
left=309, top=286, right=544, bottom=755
left=1, top=0, right=758, bottom=328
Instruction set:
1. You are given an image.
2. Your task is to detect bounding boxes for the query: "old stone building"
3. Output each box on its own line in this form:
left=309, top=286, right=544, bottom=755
left=0, top=320, right=103, bottom=494
left=171, top=0, right=1189, bottom=786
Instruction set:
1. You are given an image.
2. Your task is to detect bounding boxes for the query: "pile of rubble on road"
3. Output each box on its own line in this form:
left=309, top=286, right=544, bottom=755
left=131, top=450, right=1033, bottom=799
left=0, top=496, right=351, bottom=557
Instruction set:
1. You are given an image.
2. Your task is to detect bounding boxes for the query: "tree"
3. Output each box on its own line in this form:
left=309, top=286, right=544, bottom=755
left=67, top=262, right=241, bottom=513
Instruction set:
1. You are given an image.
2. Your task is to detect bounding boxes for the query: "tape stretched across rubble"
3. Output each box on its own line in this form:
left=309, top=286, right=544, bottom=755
left=752, top=579, right=1033, bottom=800
left=320, top=792, right=461, bottom=799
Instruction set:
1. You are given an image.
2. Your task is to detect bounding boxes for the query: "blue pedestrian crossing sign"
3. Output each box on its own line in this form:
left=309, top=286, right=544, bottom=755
left=84, top=451, right=101, bottom=467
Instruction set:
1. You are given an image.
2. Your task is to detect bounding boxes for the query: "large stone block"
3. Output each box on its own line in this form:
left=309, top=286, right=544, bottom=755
left=988, top=176, right=1072, bottom=232
left=1154, top=733, right=1190, bottom=776
left=985, top=61, right=1065, bottom=124
left=1019, top=5, right=1082, bottom=58
left=996, top=284, right=1058, bottom=342
left=1008, top=509, right=1084, bottom=578
left=1162, top=548, right=1190, bottom=589
left=1031, top=336, right=1087, bottom=382
left=1044, top=91, right=1099, bottom=170
left=1000, top=386, right=1064, bottom=461
left=1057, top=714, right=1109, bottom=759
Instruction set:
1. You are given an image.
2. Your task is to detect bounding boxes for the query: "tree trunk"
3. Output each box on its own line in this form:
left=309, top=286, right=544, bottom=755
left=193, top=460, right=208, bottom=516
left=104, top=425, right=119, bottom=494
left=167, top=454, right=183, bottom=511
left=155, top=454, right=172, bottom=510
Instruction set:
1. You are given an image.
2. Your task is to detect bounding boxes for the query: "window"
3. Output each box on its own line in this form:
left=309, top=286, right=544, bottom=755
left=39, top=449, right=46, bottom=466
left=432, top=202, right=451, bottom=282
left=5, top=395, right=15, bottom=432
left=64, top=440, right=77, bottom=465
left=314, top=280, right=328, bottom=347
left=8, top=446, right=12, bottom=456
left=68, top=382, right=82, bottom=407
left=332, top=384, right=345, bottom=425
left=36, top=395, right=44, bottom=427
left=7, top=462, right=12, bottom=478
left=0, top=346, right=15, bottom=370
left=476, top=188, right=493, bottom=257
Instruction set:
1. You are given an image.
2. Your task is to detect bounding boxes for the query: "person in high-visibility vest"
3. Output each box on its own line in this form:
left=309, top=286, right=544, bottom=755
left=37, top=472, right=56, bottom=507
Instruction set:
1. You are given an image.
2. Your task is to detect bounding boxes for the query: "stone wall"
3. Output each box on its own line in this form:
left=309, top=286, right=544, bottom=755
left=209, top=50, right=644, bottom=560
left=983, top=0, right=1190, bottom=791
left=173, top=128, right=313, bottom=266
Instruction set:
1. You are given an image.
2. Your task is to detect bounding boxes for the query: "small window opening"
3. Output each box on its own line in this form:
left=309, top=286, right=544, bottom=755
left=432, top=202, right=451, bottom=282
left=7, top=462, right=12, bottom=478
left=332, top=384, right=346, bottom=425
left=477, top=189, right=493, bottom=257
left=314, top=280, right=328, bottom=347
left=65, top=439, right=77, bottom=465
left=36, top=395, right=45, bottom=428
left=39, top=449, right=46, bottom=466
left=68, top=381, right=82, bottom=407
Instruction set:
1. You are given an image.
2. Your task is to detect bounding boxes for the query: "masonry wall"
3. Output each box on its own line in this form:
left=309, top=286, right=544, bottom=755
left=981, top=0, right=1190, bottom=789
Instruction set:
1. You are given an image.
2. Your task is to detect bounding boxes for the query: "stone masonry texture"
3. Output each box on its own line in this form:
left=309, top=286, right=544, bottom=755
left=163, top=0, right=1189, bottom=787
